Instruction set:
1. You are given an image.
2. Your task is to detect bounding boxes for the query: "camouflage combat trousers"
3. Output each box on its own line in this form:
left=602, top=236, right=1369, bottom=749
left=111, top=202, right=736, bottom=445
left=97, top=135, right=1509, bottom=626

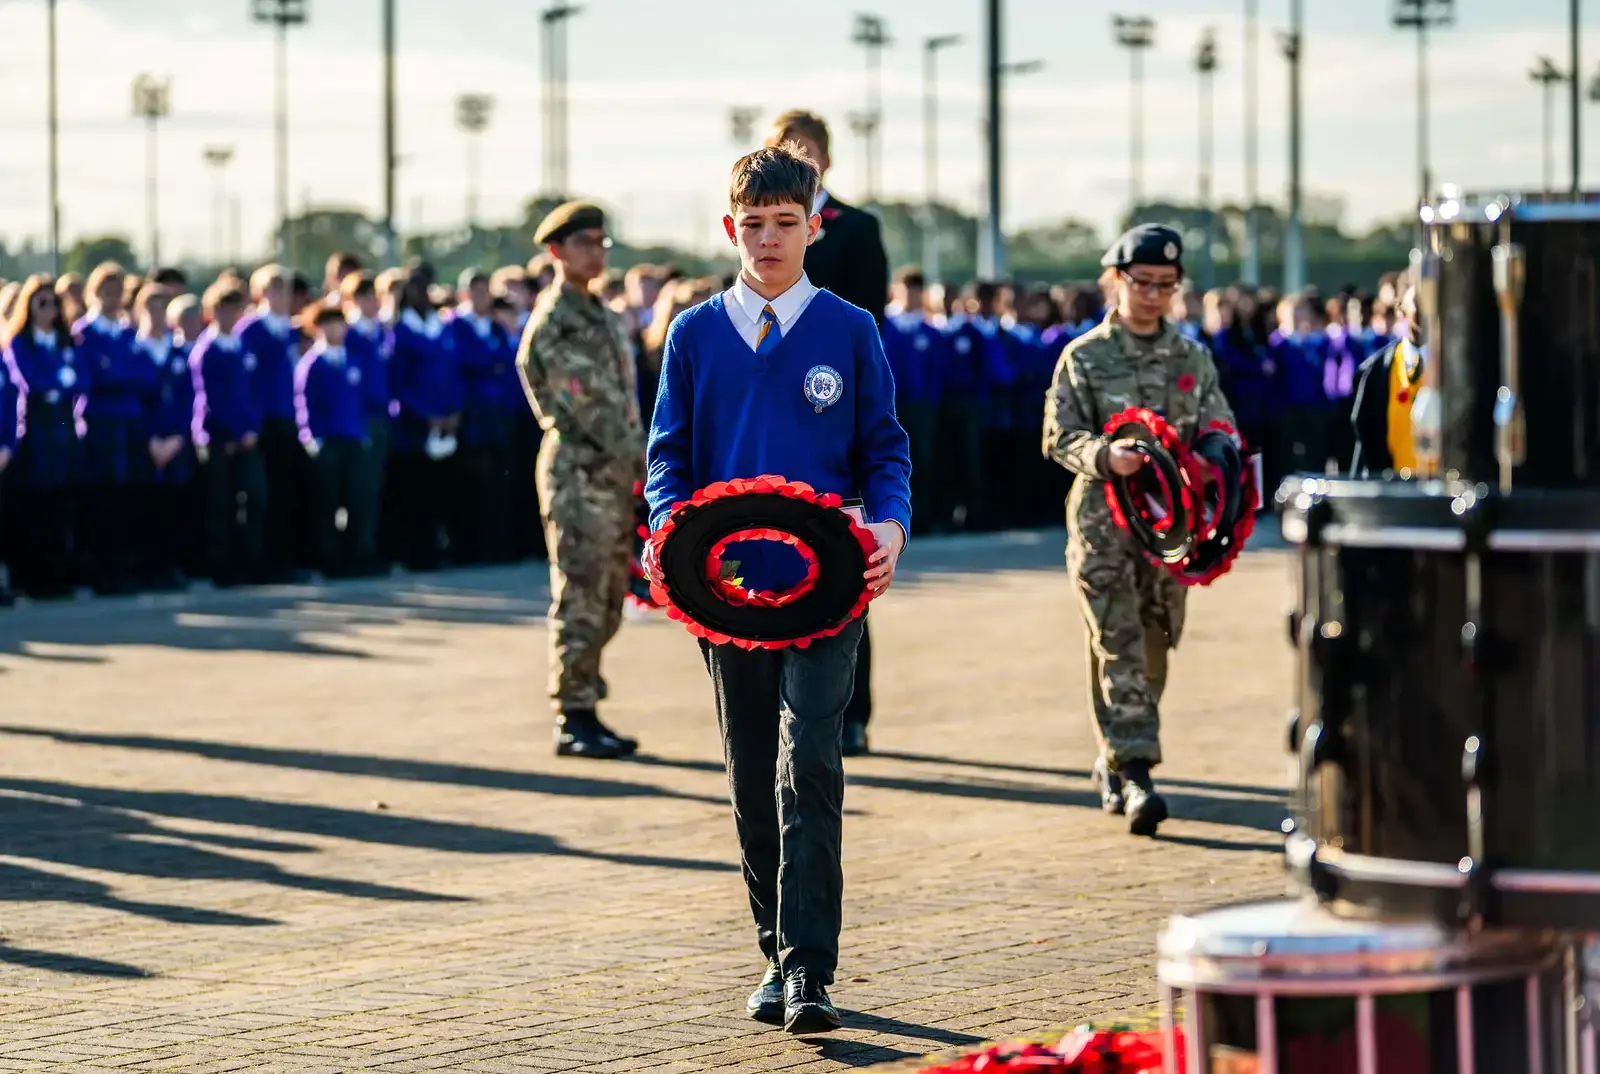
left=537, top=440, right=634, bottom=714
left=1067, top=535, right=1187, bottom=770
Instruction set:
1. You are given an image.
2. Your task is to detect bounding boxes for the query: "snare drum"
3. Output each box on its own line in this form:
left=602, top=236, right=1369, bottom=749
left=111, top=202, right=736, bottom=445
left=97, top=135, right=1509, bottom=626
left=1281, top=478, right=1600, bottom=932
left=1415, top=192, right=1600, bottom=489
left=1158, top=898, right=1574, bottom=1074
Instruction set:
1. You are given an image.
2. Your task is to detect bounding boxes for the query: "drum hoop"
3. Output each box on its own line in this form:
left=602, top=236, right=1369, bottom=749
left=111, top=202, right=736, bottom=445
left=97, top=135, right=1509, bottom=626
left=1317, top=849, right=1600, bottom=897
left=1158, top=957, right=1561, bottom=997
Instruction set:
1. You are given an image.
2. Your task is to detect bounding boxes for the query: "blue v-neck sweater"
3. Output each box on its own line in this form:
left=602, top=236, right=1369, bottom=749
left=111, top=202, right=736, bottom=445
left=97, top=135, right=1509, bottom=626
left=645, top=290, right=911, bottom=561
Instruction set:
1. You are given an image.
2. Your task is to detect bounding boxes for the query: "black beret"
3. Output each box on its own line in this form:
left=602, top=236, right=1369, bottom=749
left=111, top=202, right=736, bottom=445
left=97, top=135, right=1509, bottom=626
left=1101, top=224, right=1184, bottom=270
left=534, top=201, right=607, bottom=246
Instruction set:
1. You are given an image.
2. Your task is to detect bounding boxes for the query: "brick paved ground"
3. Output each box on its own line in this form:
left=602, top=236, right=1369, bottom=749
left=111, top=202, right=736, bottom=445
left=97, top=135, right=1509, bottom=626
left=0, top=531, right=1294, bottom=1072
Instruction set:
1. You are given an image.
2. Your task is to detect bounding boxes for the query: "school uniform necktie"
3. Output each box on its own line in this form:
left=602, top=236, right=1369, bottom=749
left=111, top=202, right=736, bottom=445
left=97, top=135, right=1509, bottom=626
left=755, top=304, right=783, bottom=355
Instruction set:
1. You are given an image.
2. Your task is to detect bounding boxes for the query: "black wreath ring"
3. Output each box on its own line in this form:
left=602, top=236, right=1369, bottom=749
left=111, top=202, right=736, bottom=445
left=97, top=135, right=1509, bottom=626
left=646, top=475, right=879, bottom=650
left=1103, top=412, right=1193, bottom=565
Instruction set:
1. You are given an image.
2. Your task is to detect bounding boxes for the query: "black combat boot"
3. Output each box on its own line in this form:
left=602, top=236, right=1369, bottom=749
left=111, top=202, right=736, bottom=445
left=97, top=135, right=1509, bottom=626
left=554, top=711, right=624, bottom=759
left=591, top=713, right=638, bottom=756
left=1120, top=760, right=1168, bottom=837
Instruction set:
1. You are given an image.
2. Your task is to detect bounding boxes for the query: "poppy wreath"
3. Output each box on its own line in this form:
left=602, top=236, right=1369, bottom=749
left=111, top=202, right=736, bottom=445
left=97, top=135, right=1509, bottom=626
left=626, top=480, right=667, bottom=612
left=645, top=475, right=879, bottom=650
left=1171, top=420, right=1259, bottom=588
left=915, top=1027, right=1177, bottom=1073
left=1102, top=408, right=1194, bottom=566
left=1102, top=410, right=1257, bottom=585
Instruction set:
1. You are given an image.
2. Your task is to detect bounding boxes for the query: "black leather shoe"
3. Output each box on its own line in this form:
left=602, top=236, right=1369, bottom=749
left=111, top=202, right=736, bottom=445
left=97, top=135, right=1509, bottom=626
left=592, top=715, right=638, bottom=756
left=841, top=723, right=870, bottom=757
left=1125, top=782, right=1169, bottom=837
left=1091, top=757, right=1125, bottom=815
left=746, top=961, right=784, bottom=1024
left=783, top=969, right=842, bottom=1035
left=554, top=712, right=624, bottom=759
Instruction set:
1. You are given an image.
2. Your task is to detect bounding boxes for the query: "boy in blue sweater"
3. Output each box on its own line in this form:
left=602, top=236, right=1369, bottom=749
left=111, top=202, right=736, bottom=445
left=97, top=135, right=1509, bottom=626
left=296, top=304, right=368, bottom=577
left=644, top=144, right=911, bottom=1035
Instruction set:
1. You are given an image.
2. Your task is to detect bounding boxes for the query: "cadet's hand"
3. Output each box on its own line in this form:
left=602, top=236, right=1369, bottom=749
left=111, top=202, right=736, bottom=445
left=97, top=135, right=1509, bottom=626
left=0, top=447, right=10, bottom=475
left=640, top=538, right=661, bottom=584
left=1108, top=439, right=1146, bottom=477
left=240, top=432, right=258, bottom=450
left=863, top=522, right=905, bottom=596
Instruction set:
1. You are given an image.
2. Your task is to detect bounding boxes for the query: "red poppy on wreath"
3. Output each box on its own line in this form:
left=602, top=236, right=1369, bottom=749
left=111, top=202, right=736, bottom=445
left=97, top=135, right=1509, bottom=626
left=1176, top=373, right=1196, bottom=394
left=820, top=207, right=841, bottom=221
left=1396, top=389, right=1410, bottom=403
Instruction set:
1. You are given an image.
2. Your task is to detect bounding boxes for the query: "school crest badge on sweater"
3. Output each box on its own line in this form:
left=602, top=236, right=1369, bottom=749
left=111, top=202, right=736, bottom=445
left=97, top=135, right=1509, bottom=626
left=803, top=365, right=843, bottom=413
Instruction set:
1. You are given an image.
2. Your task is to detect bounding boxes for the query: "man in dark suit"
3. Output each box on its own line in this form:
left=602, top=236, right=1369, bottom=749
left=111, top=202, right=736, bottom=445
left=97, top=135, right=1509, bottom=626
left=767, top=110, right=890, bottom=757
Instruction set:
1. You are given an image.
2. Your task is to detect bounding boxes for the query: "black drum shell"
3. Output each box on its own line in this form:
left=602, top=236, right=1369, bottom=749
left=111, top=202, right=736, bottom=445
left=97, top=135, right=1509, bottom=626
left=1283, top=477, right=1600, bottom=929
left=1428, top=196, right=1600, bottom=488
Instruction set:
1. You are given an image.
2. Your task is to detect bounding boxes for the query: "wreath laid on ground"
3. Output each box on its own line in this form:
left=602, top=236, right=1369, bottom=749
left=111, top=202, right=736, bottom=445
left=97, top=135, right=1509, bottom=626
left=645, top=475, right=879, bottom=650
left=1102, top=409, right=1258, bottom=587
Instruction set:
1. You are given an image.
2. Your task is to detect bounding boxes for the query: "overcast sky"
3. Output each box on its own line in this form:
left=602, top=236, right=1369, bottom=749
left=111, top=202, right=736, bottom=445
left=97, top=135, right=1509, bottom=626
left=0, top=0, right=1590, bottom=263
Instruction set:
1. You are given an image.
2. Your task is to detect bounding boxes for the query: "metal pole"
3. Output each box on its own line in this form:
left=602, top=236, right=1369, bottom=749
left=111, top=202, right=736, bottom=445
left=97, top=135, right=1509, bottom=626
left=275, top=19, right=290, bottom=263
left=1284, top=0, right=1305, bottom=293
left=1243, top=0, right=1260, bottom=285
left=1419, top=19, right=1430, bottom=207
left=1131, top=45, right=1144, bottom=208
left=47, top=0, right=61, bottom=276
left=540, top=17, right=551, bottom=193
left=1198, top=31, right=1216, bottom=291
left=869, top=40, right=882, bottom=203
left=980, top=0, right=1003, bottom=279
left=382, top=0, right=396, bottom=266
left=555, top=19, right=566, bottom=195
left=924, top=42, right=938, bottom=280
left=1546, top=77, right=1556, bottom=194
left=146, top=115, right=159, bottom=268
left=1572, top=0, right=1582, bottom=194
left=214, top=167, right=225, bottom=265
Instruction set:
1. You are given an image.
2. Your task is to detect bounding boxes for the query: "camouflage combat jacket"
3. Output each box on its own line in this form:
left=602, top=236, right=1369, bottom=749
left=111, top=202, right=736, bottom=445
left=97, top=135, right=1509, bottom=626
left=516, top=281, right=644, bottom=473
left=1042, top=312, right=1235, bottom=544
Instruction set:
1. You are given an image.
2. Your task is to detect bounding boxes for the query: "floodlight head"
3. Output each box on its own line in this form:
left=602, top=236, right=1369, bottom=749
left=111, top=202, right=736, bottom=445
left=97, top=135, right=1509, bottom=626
left=1112, top=15, right=1156, bottom=48
left=251, top=0, right=308, bottom=26
left=541, top=4, right=581, bottom=23
left=852, top=13, right=891, bottom=48
left=1196, top=28, right=1218, bottom=73
left=925, top=34, right=961, bottom=52
left=456, top=93, right=495, bottom=133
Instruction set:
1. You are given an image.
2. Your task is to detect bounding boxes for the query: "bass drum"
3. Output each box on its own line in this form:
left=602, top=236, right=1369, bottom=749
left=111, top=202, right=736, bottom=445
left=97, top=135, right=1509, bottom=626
left=1158, top=898, right=1575, bottom=1074
left=1281, top=478, right=1600, bottom=931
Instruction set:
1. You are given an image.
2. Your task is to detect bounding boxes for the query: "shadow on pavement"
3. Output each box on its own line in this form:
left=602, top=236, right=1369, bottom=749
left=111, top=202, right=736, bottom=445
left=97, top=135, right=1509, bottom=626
left=868, top=750, right=1286, bottom=801
left=0, top=727, right=729, bottom=808
left=0, top=942, right=148, bottom=979
left=0, top=773, right=734, bottom=978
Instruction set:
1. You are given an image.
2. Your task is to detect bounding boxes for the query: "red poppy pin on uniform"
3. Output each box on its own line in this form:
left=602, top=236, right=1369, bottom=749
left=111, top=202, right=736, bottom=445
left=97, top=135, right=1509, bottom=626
left=820, top=207, right=841, bottom=221
left=1176, top=373, right=1196, bottom=393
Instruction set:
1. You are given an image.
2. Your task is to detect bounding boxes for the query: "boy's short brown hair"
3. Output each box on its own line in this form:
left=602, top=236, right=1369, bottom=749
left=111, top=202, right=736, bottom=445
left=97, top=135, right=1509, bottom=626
left=203, top=280, right=247, bottom=313
left=767, top=110, right=829, bottom=158
left=340, top=270, right=376, bottom=301
left=728, top=143, right=820, bottom=214
left=312, top=301, right=345, bottom=328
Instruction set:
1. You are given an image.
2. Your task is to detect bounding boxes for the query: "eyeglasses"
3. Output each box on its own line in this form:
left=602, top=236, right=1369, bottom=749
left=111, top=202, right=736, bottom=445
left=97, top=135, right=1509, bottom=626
left=1121, top=272, right=1180, bottom=297
left=567, top=233, right=613, bottom=251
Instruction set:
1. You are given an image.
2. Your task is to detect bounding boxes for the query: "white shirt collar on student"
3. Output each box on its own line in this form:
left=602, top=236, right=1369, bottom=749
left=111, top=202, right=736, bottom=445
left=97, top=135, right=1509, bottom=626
left=726, top=273, right=818, bottom=352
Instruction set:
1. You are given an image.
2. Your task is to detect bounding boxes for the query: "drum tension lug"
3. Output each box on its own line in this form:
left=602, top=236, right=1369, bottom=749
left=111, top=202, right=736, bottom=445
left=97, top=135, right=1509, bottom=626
left=1456, top=856, right=1499, bottom=930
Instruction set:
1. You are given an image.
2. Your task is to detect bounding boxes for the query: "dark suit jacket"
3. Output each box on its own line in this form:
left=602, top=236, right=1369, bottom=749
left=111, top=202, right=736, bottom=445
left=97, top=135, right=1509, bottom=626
left=1349, top=338, right=1408, bottom=477
left=804, top=192, right=889, bottom=327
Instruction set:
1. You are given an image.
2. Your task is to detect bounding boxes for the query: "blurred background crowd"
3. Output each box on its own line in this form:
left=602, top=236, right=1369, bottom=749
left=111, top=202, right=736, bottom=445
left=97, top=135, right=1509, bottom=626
left=0, top=247, right=1406, bottom=605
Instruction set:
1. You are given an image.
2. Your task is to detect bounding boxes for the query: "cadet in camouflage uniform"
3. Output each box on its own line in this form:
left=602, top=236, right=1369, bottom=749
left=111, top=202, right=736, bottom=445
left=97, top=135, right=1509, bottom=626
left=517, top=202, right=645, bottom=760
left=1042, top=225, right=1235, bottom=836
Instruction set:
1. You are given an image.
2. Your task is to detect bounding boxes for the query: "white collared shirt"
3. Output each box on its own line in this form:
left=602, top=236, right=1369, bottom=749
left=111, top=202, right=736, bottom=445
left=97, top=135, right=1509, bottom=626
left=137, top=331, right=171, bottom=364
left=723, top=273, right=819, bottom=353
left=813, top=189, right=830, bottom=216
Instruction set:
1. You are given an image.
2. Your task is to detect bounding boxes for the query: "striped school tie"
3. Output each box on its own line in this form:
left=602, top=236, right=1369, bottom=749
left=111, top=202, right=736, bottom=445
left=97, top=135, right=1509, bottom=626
left=755, top=304, right=783, bottom=355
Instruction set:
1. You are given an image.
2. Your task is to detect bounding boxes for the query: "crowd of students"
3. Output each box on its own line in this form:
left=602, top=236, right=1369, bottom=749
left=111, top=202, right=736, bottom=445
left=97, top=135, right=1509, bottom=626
left=877, top=267, right=1408, bottom=534
left=0, top=248, right=1406, bottom=606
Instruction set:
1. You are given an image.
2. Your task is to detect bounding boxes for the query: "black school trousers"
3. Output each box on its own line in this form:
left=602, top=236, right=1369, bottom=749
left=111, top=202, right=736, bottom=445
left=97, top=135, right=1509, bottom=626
left=699, top=618, right=863, bottom=984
